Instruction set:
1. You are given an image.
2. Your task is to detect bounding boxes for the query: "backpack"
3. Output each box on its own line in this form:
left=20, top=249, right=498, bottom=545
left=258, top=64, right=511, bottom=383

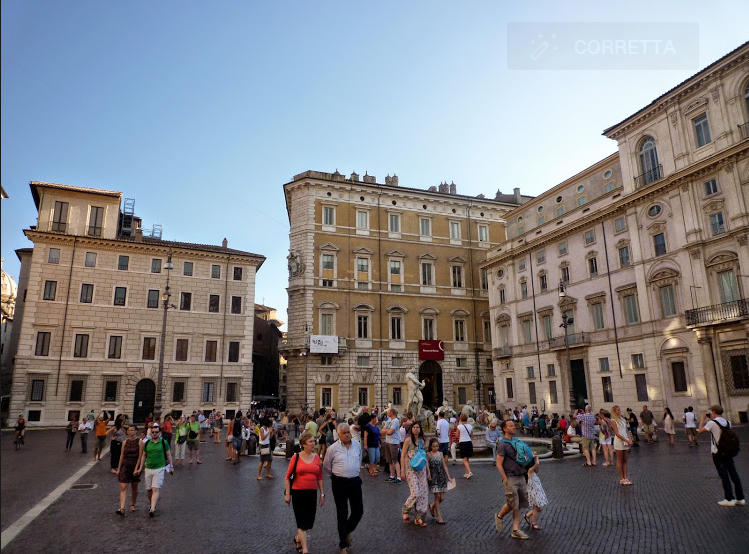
left=714, top=420, right=740, bottom=458
left=144, top=438, right=168, bottom=461
left=501, top=437, right=534, bottom=467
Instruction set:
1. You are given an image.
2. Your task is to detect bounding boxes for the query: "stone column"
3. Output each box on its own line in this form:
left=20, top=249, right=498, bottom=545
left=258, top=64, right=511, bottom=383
left=696, top=331, right=721, bottom=406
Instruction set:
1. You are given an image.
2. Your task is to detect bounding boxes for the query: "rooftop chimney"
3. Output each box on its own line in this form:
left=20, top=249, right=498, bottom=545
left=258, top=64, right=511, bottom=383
left=391, top=174, right=399, bottom=186
left=134, top=228, right=143, bottom=242
left=222, top=238, right=228, bottom=248
left=514, top=187, right=521, bottom=204
left=350, top=172, right=359, bottom=182
left=439, top=182, right=449, bottom=194
left=363, top=172, right=376, bottom=184
left=449, top=181, right=456, bottom=195
left=385, top=174, right=392, bottom=186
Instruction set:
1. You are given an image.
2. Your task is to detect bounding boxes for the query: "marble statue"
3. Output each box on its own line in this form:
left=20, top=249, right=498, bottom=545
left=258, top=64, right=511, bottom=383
left=405, top=366, right=425, bottom=418
left=436, top=400, right=455, bottom=419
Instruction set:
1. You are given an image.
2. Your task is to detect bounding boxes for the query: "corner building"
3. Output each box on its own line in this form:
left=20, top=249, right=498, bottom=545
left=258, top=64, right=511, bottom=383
left=483, top=42, right=749, bottom=421
left=282, top=171, right=529, bottom=413
left=9, top=182, right=265, bottom=425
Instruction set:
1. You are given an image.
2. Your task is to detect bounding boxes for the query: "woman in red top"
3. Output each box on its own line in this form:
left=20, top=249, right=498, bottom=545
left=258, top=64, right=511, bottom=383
left=284, top=432, right=325, bottom=554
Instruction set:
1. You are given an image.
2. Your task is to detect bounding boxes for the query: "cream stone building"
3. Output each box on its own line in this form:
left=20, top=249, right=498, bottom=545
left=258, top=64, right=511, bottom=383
left=483, top=42, right=749, bottom=421
left=281, top=171, right=530, bottom=413
left=9, top=182, right=264, bottom=425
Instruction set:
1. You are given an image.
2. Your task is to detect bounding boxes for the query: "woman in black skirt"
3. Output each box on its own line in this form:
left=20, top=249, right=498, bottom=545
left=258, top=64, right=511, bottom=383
left=284, top=432, right=325, bottom=553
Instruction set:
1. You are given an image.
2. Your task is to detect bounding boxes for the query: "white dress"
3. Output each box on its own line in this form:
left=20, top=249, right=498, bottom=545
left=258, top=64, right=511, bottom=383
left=527, top=473, right=548, bottom=508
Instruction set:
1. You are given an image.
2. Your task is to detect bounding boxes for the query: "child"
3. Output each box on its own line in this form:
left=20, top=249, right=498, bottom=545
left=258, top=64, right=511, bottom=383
left=426, top=438, right=452, bottom=524
left=524, top=456, right=548, bottom=530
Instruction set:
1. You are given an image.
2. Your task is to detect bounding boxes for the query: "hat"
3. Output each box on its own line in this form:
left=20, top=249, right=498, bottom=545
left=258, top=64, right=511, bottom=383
left=449, top=417, right=457, bottom=423
left=626, top=408, right=632, bottom=411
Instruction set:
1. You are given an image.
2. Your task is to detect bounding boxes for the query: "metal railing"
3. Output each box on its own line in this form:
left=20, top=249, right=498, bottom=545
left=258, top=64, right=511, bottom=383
left=634, top=164, right=663, bottom=189
left=739, top=121, right=749, bottom=140
left=548, top=332, right=590, bottom=350
left=685, top=299, right=748, bottom=326
left=493, top=346, right=512, bottom=358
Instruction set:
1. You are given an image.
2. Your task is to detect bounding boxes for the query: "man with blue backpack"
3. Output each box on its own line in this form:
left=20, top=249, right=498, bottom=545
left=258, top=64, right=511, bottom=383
left=494, top=420, right=536, bottom=540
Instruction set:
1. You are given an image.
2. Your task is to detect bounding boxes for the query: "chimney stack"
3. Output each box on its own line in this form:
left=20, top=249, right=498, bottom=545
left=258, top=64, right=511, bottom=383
left=222, top=238, right=228, bottom=248
left=514, top=187, right=521, bottom=204
left=449, top=181, right=456, bottom=195
left=439, top=182, right=449, bottom=194
left=134, top=228, right=143, bottom=242
left=392, top=174, right=399, bottom=186
left=350, top=172, right=359, bottom=182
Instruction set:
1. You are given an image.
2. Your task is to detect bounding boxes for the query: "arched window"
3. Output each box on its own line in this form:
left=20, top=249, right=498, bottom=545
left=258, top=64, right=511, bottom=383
left=744, top=80, right=749, bottom=116
left=639, top=137, right=660, bottom=185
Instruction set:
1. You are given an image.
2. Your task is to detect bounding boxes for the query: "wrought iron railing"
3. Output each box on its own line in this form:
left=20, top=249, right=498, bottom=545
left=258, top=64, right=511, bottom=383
left=634, top=164, right=663, bottom=189
left=685, top=299, right=748, bottom=326
left=548, top=332, right=590, bottom=350
left=493, top=346, right=512, bottom=358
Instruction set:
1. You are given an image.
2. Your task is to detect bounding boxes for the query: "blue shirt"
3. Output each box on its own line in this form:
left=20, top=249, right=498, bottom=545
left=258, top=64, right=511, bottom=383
left=486, top=428, right=501, bottom=444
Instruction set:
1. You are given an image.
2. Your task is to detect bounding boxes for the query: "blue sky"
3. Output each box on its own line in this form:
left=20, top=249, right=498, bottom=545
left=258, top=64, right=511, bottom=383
left=2, top=1, right=748, bottom=328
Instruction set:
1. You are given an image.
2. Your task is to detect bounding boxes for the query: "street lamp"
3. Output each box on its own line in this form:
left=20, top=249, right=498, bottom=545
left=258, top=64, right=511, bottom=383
left=301, top=322, right=310, bottom=414
left=559, top=281, right=575, bottom=410
left=154, top=249, right=175, bottom=422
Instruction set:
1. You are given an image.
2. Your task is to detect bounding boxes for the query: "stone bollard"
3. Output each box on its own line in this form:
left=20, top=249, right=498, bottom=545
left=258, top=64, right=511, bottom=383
left=248, top=435, right=257, bottom=456
left=552, top=435, right=564, bottom=459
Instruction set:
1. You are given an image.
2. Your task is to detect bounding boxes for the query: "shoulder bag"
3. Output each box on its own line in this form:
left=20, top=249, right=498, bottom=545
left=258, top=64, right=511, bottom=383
left=409, top=439, right=427, bottom=471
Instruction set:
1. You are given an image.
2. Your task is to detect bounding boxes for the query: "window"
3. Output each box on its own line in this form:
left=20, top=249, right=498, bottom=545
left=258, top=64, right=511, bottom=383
left=577, top=196, right=587, bottom=207
left=588, top=257, right=598, bottom=277
left=389, top=213, right=400, bottom=232
left=321, top=355, right=333, bottom=365
left=356, top=211, right=369, bottom=230
left=648, top=204, right=662, bottom=217
left=624, top=294, right=639, bottom=324
left=478, top=225, right=488, bottom=242
left=146, top=289, right=159, bottom=309
left=420, top=218, right=431, bottom=237
left=52, top=201, right=69, bottom=232
left=710, top=212, right=725, bottom=236
left=423, top=318, right=435, bottom=340
left=632, top=353, right=644, bottom=369
left=558, top=241, right=567, bottom=255
left=520, top=281, right=528, bottom=298
left=322, top=279, right=334, bottom=288
left=672, top=361, right=688, bottom=392
left=730, top=354, right=749, bottom=390
left=639, top=137, right=660, bottom=185
left=518, top=259, right=526, bottom=271
left=456, top=358, right=467, bottom=368
left=517, top=226, right=524, bottom=236
left=599, top=357, right=610, bottom=372
left=556, top=206, right=564, bottom=217
left=104, top=379, right=119, bottom=402
left=420, top=262, right=434, bottom=286
left=357, top=315, right=369, bottom=339
left=392, top=387, right=402, bottom=406
left=584, top=230, right=595, bottom=244
left=211, top=264, right=221, bottom=279
left=209, top=294, right=220, bottom=313
left=635, top=374, right=649, bottom=401
left=358, top=388, right=369, bottom=406
left=602, top=377, right=614, bottom=402
left=480, top=268, right=488, bottom=290
left=205, top=340, right=217, bottom=362
left=450, top=221, right=461, bottom=240
left=228, top=341, right=240, bottom=362
left=506, top=377, right=514, bottom=399
left=226, top=382, right=238, bottom=402
left=458, top=387, right=467, bottom=405
left=454, top=320, right=466, bottom=342
left=35, top=332, right=51, bottom=356
left=538, top=216, right=545, bottom=226
left=323, top=206, right=335, bottom=226
left=356, top=257, right=369, bottom=273
left=231, top=296, right=242, bottom=314
left=592, top=302, right=605, bottom=330
left=142, top=337, right=157, bottom=360
left=577, top=185, right=584, bottom=193
left=88, top=206, right=104, bottom=236
left=522, top=320, right=532, bottom=344
left=108, top=336, right=122, bottom=359
left=547, top=364, right=556, bottom=377
left=718, top=270, right=739, bottom=303
left=452, top=266, right=464, bottom=288
left=619, top=246, right=631, bottom=268
left=43, top=280, right=57, bottom=301
left=233, top=267, right=243, bottom=280
left=48, top=248, right=60, bottom=264
left=483, top=320, right=492, bottom=343
left=694, top=114, right=712, bottom=147
left=704, top=178, right=718, bottom=196
left=537, top=250, right=545, bottom=264
left=604, top=182, right=615, bottom=194
left=388, top=259, right=401, bottom=277
left=653, top=233, right=667, bottom=256
left=172, top=381, right=185, bottom=403
left=391, top=316, right=402, bottom=340
left=357, top=356, right=369, bottom=367
left=175, top=339, right=189, bottom=361
left=392, top=356, right=404, bottom=366
left=528, top=382, right=537, bottom=404
left=85, top=252, right=97, bottom=267
left=561, top=266, right=570, bottom=284
left=526, top=366, right=535, bottom=379
left=118, top=255, right=129, bottom=271
left=321, top=313, right=333, bottom=335
left=542, top=315, right=552, bottom=339
left=549, top=380, right=558, bottom=404
left=180, top=292, right=192, bottom=311
left=78, top=283, right=93, bottom=304
left=660, top=285, right=677, bottom=317
left=499, top=288, right=506, bottom=304
left=322, top=254, right=334, bottom=270
left=151, top=259, right=162, bottom=273
left=74, top=334, right=89, bottom=358
left=615, top=217, right=626, bottom=232
left=183, top=262, right=193, bottom=276
left=69, top=379, right=84, bottom=402
left=202, top=381, right=215, bottom=403
left=30, top=379, right=45, bottom=401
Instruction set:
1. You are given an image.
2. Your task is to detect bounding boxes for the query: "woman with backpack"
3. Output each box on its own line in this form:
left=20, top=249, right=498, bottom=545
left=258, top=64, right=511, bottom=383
left=400, top=421, right=429, bottom=526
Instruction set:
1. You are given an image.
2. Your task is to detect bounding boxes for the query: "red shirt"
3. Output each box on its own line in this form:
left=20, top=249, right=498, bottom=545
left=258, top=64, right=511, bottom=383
left=286, top=453, right=322, bottom=490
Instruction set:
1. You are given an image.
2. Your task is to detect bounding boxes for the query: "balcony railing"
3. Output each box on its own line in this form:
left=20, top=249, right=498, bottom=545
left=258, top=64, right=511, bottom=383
left=634, top=164, right=663, bottom=189
left=493, top=346, right=512, bottom=358
left=548, top=332, right=590, bottom=350
left=739, top=121, right=749, bottom=140
left=685, top=299, right=748, bottom=326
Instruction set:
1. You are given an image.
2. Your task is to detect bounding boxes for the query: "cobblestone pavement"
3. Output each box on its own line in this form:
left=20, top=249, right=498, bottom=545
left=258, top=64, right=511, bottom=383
left=2, top=427, right=749, bottom=553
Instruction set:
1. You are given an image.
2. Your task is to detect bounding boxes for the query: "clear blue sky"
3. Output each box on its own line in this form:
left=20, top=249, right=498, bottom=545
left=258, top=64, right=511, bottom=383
left=2, top=1, right=748, bottom=328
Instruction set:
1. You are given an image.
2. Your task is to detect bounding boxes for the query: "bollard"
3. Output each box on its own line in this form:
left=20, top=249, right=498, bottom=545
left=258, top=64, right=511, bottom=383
left=285, top=439, right=295, bottom=459
left=248, top=435, right=257, bottom=455
left=552, top=435, right=564, bottom=459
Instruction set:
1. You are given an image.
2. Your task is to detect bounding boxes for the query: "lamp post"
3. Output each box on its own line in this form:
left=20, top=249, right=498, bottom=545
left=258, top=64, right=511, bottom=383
left=154, top=249, right=174, bottom=422
left=559, top=281, right=575, bottom=410
left=301, top=322, right=310, bottom=413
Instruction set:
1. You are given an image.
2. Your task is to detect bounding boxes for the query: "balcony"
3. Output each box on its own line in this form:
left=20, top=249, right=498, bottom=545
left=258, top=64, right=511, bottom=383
left=493, top=346, right=512, bottom=358
left=685, top=299, right=748, bottom=327
left=548, top=332, right=590, bottom=350
left=634, top=164, right=663, bottom=189
left=739, top=121, right=749, bottom=140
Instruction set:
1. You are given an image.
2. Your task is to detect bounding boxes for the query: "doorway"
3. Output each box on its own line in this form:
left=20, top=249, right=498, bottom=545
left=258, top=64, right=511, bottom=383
left=418, top=360, right=443, bottom=411
left=570, top=359, right=588, bottom=409
left=132, top=379, right=156, bottom=423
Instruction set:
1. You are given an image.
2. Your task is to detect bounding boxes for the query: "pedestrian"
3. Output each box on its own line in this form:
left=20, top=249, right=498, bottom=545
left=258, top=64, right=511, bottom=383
left=322, top=424, right=363, bottom=554
left=199, top=410, right=209, bottom=442
left=133, top=423, right=173, bottom=517
left=285, top=432, right=325, bottom=554
left=486, top=421, right=501, bottom=463
left=436, top=411, right=450, bottom=461
left=663, top=407, right=675, bottom=446
left=186, top=414, right=201, bottom=464
left=173, top=416, right=187, bottom=466
left=457, top=414, right=473, bottom=479
left=65, top=413, right=78, bottom=452
left=401, top=421, right=429, bottom=526
left=449, top=418, right=459, bottom=464
left=598, top=409, right=614, bottom=467
left=575, top=406, right=597, bottom=466
left=161, top=414, right=174, bottom=449
left=494, top=420, right=531, bottom=540
left=214, top=411, right=223, bottom=444
left=209, top=409, right=216, bottom=438
left=684, top=406, right=699, bottom=447
left=115, top=425, right=141, bottom=515
left=626, top=408, right=640, bottom=446
left=640, top=405, right=656, bottom=444
left=426, top=437, right=452, bottom=524
left=382, top=408, right=402, bottom=483
left=611, top=405, right=634, bottom=485
left=698, top=405, right=744, bottom=506
left=362, top=414, right=381, bottom=476
left=321, top=414, right=336, bottom=461
left=94, top=410, right=110, bottom=462
left=107, top=416, right=126, bottom=474
left=257, top=418, right=274, bottom=480
left=524, top=456, right=548, bottom=531
left=79, top=417, right=92, bottom=453
left=558, top=415, right=568, bottom=434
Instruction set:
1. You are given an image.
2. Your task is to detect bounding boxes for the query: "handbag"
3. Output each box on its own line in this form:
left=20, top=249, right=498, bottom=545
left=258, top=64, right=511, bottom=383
left=177, top=433, right=187, bottom=444
left=285, top=453, right=301, bottom=498
left=409, top=439, right=427, bottom=471
left=260, top=445, right=271, bottom=455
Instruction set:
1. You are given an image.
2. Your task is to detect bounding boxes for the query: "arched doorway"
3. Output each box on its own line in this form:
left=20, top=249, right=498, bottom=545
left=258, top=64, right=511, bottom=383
left=419, top=360, right=443, bottom=411
left=132, top=379, right=156, bottom=423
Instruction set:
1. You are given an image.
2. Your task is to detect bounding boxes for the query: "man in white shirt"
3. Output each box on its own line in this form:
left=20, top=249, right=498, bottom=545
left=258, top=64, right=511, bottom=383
left=382, top=408, right=402, bottom=484
left=436, top=411, right=450, bottom=460
left=698, top=404, right=744, bottom=507
left=78, top=418, right=93, bottom=453
left=683, top=406, right=699, bottom=447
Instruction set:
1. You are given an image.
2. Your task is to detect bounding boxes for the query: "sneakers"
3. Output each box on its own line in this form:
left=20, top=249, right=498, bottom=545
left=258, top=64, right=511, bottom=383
left=717, top=499, right=736, bottom=507
left=395, top=478, right=402, bottom=484
left=735, top=499, right=746, bottom=506
left=511, top=529, right=529, bottom=540
left=494, top=513, right=504, bottom=532
left=385, top=476, right=395, bottom=482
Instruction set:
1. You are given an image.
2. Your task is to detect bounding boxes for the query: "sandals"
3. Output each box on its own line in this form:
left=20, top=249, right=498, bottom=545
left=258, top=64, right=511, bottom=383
left=523, top=513, right=531, bottom=526
left=532, top=524, right=543, bottom=530
left=414, top=518, right=427, bottom=527
left=620, top=479, right=633, bottom=486
left=130, top=506, right=136, bottom=512
left=436, top=519, right=446, bottom=524
left=294, top=538, right=303, bottom=553
left=429, top=504, right=436, bottom=517
left=116, top=508, right=125, bottom=516
left=402, top=514, right=411, bottom=523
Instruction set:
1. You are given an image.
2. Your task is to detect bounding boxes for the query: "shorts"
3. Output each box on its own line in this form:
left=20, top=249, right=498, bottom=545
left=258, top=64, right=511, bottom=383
left=504, top=475, right=529, bottom=510
left=599, top=437, right=612, bottom=445
left=580, top=437, right=595, bottom=452
left=187, top=440, right=199, bottom=451
left=233, top=437, right=243, bottom=451
left=642, top=424, right=655, bottom=434
left=96, top=436, right=107, bottom=450
left=459, top=441, right=473, bottom=459
left=367, top=447, right=381, bottom=465
left=226, top=434, right=234, bottom=444
left=384, top=443, right=400, bottom=464
left=439, top=442, right=450, bottom=456
left=685, top=427, right=697, bottom=437
left=144, top=467, right=165, bottom=490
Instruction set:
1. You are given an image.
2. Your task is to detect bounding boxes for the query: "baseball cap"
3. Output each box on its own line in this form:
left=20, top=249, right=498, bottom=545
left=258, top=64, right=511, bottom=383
left=449, top=417, right=457, bottom=423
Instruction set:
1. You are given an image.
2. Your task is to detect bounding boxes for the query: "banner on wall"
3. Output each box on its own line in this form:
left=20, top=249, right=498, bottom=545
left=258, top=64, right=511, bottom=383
left=309, top=335, right=339, bottom=354
left=419, top=340, right=444, bottom=360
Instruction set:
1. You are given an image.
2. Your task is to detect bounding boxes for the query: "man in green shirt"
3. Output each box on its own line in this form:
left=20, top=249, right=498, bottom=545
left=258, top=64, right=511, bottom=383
left=134, top=423, right=173, bottom=517
left=186, top=414, right=202, bottom=464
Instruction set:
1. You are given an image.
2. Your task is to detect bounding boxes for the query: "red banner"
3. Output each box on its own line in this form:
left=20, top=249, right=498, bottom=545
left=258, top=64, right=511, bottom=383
left=419, top=340, right=444, bottom=360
